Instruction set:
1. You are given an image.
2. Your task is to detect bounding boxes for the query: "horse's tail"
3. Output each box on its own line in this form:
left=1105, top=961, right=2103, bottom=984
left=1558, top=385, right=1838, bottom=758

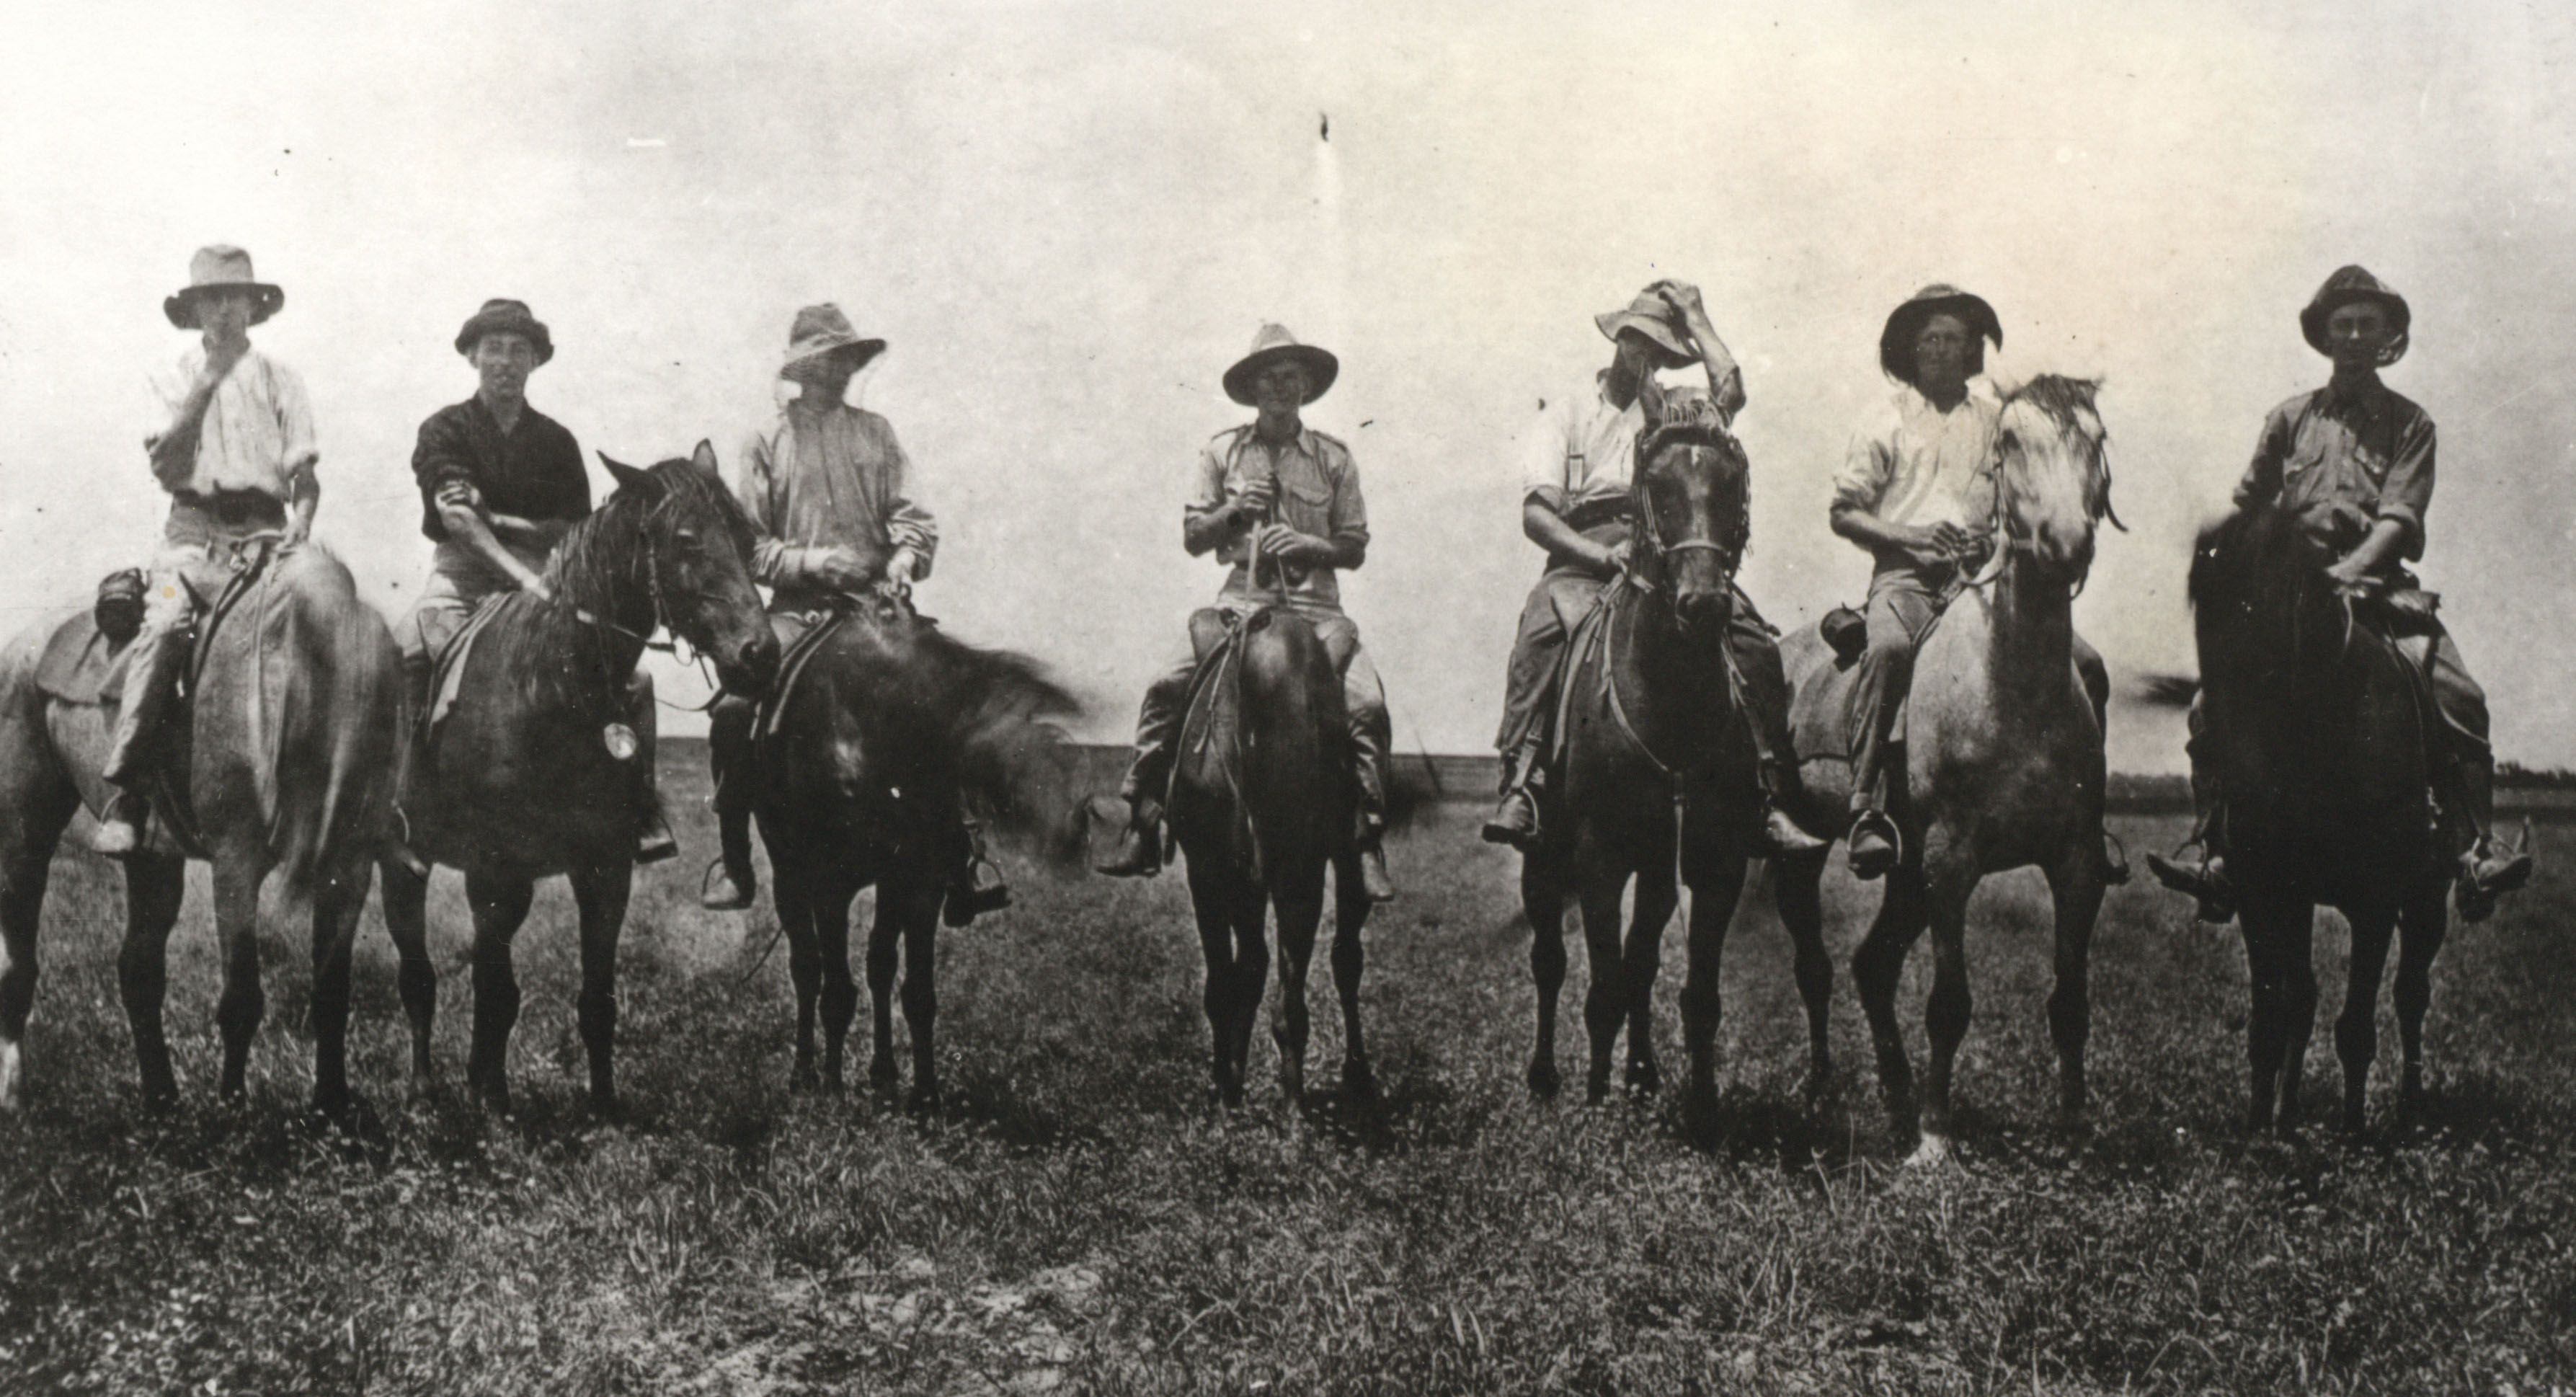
left=909, top=624, right=1088, bottom=869
left=265, top=547, right=403, bottom=903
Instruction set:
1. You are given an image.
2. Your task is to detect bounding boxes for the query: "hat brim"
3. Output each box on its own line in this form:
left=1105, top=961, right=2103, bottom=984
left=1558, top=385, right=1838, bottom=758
left=1594, top=311, right=1697, bottom=370
left=1222, top=344, right=1339, bottom=406
left=2300, top=290, right=2411, bottom=359
left=783, top=338, right=888, bottom=377
left=1879, top=293, right=2003, bottom=383
left=165, top=283, right=284, bottom=330
left=456, top=319, right=556, bottom=365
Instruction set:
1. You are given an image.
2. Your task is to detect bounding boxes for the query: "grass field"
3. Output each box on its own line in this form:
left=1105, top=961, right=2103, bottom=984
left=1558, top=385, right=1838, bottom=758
left=2, top=752, right=2572, bottom=1394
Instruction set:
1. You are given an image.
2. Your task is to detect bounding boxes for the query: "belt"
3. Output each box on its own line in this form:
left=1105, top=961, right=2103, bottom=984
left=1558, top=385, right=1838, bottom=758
left=173, top=489, right=288, bottom=528
left=1561, top=497, right=1634, bottom=531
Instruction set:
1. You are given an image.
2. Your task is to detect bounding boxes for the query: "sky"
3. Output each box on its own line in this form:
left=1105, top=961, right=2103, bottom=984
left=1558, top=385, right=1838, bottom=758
left=4, top=0, right=2572, bottom=772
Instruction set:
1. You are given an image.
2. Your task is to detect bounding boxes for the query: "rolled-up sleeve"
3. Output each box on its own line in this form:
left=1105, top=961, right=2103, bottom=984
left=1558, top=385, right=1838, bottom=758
left=1183, top=435, right=1238, bottom=554
left=2376, top=412, right=2435, bottom=562
left=1518, top=404, right=1571, bottom=513
left=874, top=422, right=938, bottom=580
left=1830, top=422, right=1896, bottom=515
left=736, top=428, right=804, bottom=589
left=270, top=361, right=319, bottom=476
left=1327, top=443, right=1370, bottom=555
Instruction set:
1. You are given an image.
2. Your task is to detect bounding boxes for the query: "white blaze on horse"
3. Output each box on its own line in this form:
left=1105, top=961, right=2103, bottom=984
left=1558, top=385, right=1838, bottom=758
left=1779, top=375, right=2123, bottom=1164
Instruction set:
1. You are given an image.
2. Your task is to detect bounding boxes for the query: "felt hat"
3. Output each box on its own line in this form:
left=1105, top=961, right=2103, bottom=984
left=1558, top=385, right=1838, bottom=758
left=1593, top=289, right=1697, bottom=370
left=2299, top=265, right=2410, bottom=363
left=1222, top=323, right=1339, bottom=406
left=780, top=303, right=887, bottom=376
left=453, top=298, right=555, bottom=363
left=163, top=245, right=284, bottom=329
left=1878, top=284, right=2003, bottom=384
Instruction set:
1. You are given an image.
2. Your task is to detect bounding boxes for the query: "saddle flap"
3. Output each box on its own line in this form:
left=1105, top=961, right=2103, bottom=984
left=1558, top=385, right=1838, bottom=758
left=35, top=611, right=131, bottom=707
left=424, top=590, right=517, bottom=743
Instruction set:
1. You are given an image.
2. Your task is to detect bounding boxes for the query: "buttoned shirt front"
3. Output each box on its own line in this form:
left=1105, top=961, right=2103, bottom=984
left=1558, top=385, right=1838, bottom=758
left=736, top=402, right=938, bottom=611
left=1831, top=380, right=2003, bottom=536
left=2234, top=380, right=2435, bottom=566
left=145, top=345, right=318, bottom=500
left=1518, top=376, right=1649, bottom=517
left=1187, top=424, right=1368, bottom=612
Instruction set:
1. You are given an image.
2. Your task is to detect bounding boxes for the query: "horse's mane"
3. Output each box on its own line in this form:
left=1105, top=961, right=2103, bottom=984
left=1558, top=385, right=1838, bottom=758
left=2001, top=373, right=2100, bottom=425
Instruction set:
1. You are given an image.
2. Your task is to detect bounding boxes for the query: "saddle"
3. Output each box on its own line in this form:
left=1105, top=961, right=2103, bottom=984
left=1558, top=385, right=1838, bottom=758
left=419, top=591, right=516, bottom=745
left=755, top=603, right=856, bottom=742
left=1167, top=605, right=1269, bottom=880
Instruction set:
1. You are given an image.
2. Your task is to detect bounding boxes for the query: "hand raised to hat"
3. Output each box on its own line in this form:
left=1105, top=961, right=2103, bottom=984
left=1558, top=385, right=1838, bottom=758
left=1651, top=279, right=1708, bottom=323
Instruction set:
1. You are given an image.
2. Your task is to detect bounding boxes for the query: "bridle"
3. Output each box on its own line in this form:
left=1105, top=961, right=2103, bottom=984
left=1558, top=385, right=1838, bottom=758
left=1623, top=429, right=1748, bottom=603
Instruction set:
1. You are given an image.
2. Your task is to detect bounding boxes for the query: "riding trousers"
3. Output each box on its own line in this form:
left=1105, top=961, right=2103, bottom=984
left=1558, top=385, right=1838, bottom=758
left=1119, top=603, right=1390, bottom=833
left=1846, top=559, right=2111, bottom=815
left=102, top=495, right=287, bottom=790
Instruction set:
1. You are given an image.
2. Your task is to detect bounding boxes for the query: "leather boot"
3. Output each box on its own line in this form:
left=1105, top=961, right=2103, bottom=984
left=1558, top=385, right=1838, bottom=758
left=1847, top=809, right=1901, bottom=881
left=1482, top=741, right=1545, bottom=848
left=635, top=802, right=680, bottom=866
left=1096, top=798, right=1163, bottom=879
left=944, top=817, right=1012, bottom=926
left=94, top=787, right=153, bottom=859
left=2146, top=846, right=2236, bottom=924
left=1757, top=800, right=1829, bottom=856
left=700, top=698, right=758, bottom=909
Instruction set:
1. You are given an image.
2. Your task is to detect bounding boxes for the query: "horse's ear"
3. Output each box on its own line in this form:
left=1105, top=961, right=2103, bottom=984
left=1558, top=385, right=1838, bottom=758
left=600, top=452, right=662, bottom=500
left=690, top=439, right=721, bottom=479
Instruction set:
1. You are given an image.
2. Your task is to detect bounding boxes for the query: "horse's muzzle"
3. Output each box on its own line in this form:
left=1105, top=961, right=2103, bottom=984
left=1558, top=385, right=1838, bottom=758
left=1674, top=585, right=1734, bottom=634
left=722, top=629, right=783, bottom=696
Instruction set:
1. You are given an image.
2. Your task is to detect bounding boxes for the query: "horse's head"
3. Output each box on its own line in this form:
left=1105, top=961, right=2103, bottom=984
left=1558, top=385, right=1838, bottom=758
left=1978, top=375, right=2118, bottom=591
left=1630, top=409, right=1751, bottom=636
left=599, top=443, right=781, bottom=694
left=2190, top=494, right=2355, bottom=691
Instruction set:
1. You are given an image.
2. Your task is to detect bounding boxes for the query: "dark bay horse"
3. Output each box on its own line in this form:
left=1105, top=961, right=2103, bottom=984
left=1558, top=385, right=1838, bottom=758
left=1168, top=599, right=1372, bottom=1108
left=381, top=447, right=777, bottom=1115
left=2190, top=501, right=2450, bottom=1135
left=1777, top=376, right=2119, bottom=1163
left=747, top=594, right=1077, bottom=1109
left=1519, top=414, right=1775, bottom=1124
left=0, top=544, right=401, bottom=1114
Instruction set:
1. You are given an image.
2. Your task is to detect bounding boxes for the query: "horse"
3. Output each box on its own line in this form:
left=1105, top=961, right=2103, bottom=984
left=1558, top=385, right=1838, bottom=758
left=378, top=446, right=778, bottom=1116
left=2186, top=500, right=2452, bottom=1135
left=0, top=541, right=401, bottom=1116
left=1775, top=375, right=2119, bottom=1164
left=1160, top=588, right=1376, bottom=1110
left=1517, top=412, right=1778, bottom=1125
left=747, top=593, right=1078, bottom=1109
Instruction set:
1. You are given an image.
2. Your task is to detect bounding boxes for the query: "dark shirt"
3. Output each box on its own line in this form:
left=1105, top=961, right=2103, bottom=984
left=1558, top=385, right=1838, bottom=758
left=411, top=397, right=591, bottom=542
left=2234, top=378, right=2436, bottom=566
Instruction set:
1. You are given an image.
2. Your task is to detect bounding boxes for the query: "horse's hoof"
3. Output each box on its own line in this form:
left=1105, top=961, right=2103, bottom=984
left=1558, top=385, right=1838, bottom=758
left=1584, top=1075, right=1611, bottom=1106
left=1625, top=1059, right=1662, bottom=1099
left=1681, top=1088, right=1722, bottom=1145
left=905, top=1083, right=941, bottom=1116
left=1526, top=1060, right=1560, bottom=1100
left=1904, top=1133, right=1955, bottom=1169
left=1342, top=1058, right=1378, bottom=1102
left=1277, top=1067, right=1305, bottom=1106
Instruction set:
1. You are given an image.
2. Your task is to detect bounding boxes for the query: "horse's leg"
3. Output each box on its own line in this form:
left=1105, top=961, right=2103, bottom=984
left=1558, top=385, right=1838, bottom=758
left=305, top=861, right=373, bottom=1119
left=1852, top=869, right=1929, bottom=1128
left=1330, top=851, right=1374, bottom=1100
left=1677, top=853, right=1750, bottom=1137
left=113, top=854, right=187, bottom=1107
left=1576, top=866, right=1630, bottom=1104
left=1227, top=880, right=1271, bottom=1109
left=1523, top=852, right=1567, bottom=1099
left=1269, top=870, right=1325, bottom=1106
left=462, top=870, right=536, bottom=1114
left=2274, top=902, right=2321, bottom=1135
left=1774, top=849, right=1837, bottom=1099
left=0, top=766, right=76, bottom=1111
left=814, top=875, right=859, bottom=1094
left=2393, top=885, right=2448, bottom=1116
left=2237, top=898, right=2288, bottom=1133
left=1622, top=861, right=1679, bottom=1099
left=891, top=876, right=945, bottom=1112
left=567, top=861, right=632, bottom=1115
left=2335, top=902, right=2398, bottom=1138
left=1910, top=846, right=1980, bottom=1166
left=767, top=851, right=822, bottom=1090
left=862, top=879, right=907, bottom=1101
left=210, top=848, right=270, bottom=1101
left=1181, top=859, right=1240, bottom=1106
left=2041, top=845, right=2108, bottom=1129
left=378, top=861, right=439, bottom=1093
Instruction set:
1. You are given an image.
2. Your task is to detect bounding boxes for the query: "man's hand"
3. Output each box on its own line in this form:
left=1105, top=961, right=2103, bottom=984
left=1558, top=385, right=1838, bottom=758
left=2323, top=553, right=2378, bottom=595
left=197, top=338, right=248, bottom=387
left=809, top=546, right=877, bottom=593
left=1254, top=523, right=1328, bottom=564
left=518, top=575, right=554, bottom=603
left=1904, top=521, right=1973, bottom=568
left=1594, top=539, right=1634, bottom=578
left=1233, top=475, right=1279, bottom=523
left=875, top=546, right=920, bottom=599
left=1653, top=280, right=1709, bottom=325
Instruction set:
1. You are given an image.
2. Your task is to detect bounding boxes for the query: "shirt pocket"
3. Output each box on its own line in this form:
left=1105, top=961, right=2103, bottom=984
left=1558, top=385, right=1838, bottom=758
left=1283, top=475, right=1336, bottom=533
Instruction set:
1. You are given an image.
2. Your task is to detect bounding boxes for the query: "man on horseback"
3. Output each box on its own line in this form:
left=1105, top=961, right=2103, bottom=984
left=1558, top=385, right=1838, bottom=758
left=97, top=247, right=319, bottom=856
left=1828, top=285, right=2112, bottom=879
left=700, top=303, right=1010, bottom=922
left=1482, top=280, right=1822, bottom=856
left=1095, top=324, right=1398, bottom=902
left=396, top=298, right=678, bottom=866
left=2148, top=267, right=2533, bottom=921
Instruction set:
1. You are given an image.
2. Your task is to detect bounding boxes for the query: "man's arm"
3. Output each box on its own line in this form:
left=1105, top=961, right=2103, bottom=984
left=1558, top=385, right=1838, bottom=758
left=435, top=481, right=550, bottom=597
left=144, top=344, right=246, bottom=487
left=1522, top=498, right=1622, bottom=577
left=1828, top=423, right=1965, bottom=565
left=1183, top=435, right=1271, bottom=557
left=1653, top=281, right=1746, bottom=425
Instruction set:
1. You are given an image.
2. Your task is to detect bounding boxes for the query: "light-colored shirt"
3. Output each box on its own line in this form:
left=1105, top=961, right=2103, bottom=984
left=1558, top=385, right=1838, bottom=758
left=146, top=345, right=318, bottom=500
left=2233, top=380, right=2436, bottom=565
left=1831, top=379, right=2002, bottom=533
left=735, top=403, right=938, bottom=609
left=1187, top=424, right=1368, bottom=612
left=1517, top=376, right=1649, bottom=517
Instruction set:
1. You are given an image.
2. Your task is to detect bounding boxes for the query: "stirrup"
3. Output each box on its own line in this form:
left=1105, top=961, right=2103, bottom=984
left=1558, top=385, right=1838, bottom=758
left=1847, top=810, right=1901, bottom=880
left=2145, top=844, right=2234, bottom=924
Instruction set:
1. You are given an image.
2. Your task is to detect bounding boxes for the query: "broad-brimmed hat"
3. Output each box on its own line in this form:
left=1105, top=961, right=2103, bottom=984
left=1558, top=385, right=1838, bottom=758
left=1222, top=323, right=1339, bottom=406
left=163, top=245, right=284, bottom=329
left=1593, top=289, right=1696, bottom=370
left=1879, top=284, right=2003, bottom=384
left=779, top=303, right=887, bottom=377
left=2299, top=265, right=2410, bottom=363
left=453, top=298, right=555, bottom=363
